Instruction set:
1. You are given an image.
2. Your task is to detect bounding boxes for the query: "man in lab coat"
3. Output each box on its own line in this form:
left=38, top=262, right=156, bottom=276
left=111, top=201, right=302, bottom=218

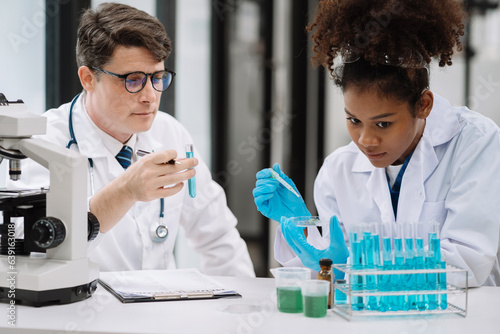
left=8, top=3, right=255, bottom=277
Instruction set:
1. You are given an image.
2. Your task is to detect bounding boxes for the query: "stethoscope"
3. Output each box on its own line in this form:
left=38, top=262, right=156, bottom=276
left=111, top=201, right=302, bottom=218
left=66, top=94, right=168, bottom=242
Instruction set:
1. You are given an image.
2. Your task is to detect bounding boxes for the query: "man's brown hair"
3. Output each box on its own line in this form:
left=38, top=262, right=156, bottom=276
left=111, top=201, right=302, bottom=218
left=76, top=2, right=171, bottom=69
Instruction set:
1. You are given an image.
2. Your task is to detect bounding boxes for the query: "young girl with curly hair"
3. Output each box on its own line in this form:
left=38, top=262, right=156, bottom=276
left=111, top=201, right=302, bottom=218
left=254, top=0, right=500, bottom=287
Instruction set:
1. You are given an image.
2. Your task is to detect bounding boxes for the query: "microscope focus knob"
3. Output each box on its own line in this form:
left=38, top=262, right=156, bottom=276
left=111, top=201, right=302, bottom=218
left=31, top=217, right=66, bottom=249
left=87, top=212, right=100, bottom=241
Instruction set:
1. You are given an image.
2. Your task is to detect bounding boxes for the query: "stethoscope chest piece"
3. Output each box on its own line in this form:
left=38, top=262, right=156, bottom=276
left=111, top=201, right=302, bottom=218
left=150, top=218, right=168, bottom=243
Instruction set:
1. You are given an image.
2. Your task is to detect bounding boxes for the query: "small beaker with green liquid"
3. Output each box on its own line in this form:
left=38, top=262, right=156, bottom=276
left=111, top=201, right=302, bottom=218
left=301, top=280, right=330, bottom=318
left=270, top=267, right=310, bottom=313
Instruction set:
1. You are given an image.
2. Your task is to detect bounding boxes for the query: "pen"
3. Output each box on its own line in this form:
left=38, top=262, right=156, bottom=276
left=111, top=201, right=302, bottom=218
left=136, top=149, right=180, bottom=165
left=269, top=168, right=300, bottom=197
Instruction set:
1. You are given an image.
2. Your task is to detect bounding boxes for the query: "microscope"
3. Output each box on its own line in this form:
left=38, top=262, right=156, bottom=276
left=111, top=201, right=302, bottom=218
left=0, top=93, right=99, bottom=306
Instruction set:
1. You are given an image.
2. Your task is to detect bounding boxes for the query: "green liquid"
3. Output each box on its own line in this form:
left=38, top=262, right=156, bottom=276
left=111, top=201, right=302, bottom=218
left=303, top=295, right=328, bottom=318
left=277, top=287, right=303, bottom=313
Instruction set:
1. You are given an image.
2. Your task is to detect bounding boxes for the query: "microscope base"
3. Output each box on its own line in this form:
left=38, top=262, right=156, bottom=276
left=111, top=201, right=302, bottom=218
left=0, top=255, right=99, bottom=307
left=0, top=280, right=98, bottom=307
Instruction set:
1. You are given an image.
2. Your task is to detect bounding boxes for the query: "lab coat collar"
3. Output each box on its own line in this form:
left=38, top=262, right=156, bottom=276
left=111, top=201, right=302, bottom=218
left=71, top=94, right=114, bottom=160
left=424, top=93, right=460, bottom=147
left=135, top=131, right=163, bottom=155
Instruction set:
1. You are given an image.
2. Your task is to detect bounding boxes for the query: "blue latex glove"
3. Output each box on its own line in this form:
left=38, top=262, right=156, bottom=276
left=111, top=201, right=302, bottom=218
left=253, top=163, right=310, bottom=222
left=281, top=215, right=349, bottom=278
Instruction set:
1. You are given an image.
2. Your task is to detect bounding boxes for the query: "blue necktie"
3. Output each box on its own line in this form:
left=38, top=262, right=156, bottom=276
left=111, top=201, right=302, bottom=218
left=116, top=145, right=133, bottom=169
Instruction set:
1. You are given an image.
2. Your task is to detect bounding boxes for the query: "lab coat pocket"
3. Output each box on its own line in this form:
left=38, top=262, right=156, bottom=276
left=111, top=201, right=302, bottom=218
left=419, top=201, right=446, bottom=224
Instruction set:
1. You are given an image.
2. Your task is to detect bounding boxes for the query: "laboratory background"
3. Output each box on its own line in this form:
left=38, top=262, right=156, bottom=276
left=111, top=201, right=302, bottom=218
left=1, top=0, right=500, bottom=278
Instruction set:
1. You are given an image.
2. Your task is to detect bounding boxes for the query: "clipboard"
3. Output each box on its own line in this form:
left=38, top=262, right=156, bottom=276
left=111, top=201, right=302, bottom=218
left=98, top=268, right=241, bottom=303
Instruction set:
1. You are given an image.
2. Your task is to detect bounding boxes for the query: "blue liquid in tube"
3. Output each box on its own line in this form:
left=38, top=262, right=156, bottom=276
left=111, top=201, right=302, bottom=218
left=431, top=236, right=441, bottom=263
left=425, top=254, right=437, bottom=310
left=372, top=232, right=381, bottom=310
left=349, top=231, right=364, bottom=311
left=404, top=237, right=416, bottom=310
left=378, top=237, right=392, bottom=312
left=426, top=232, right=439, bottom=310
left=439, top=260, right=448, bottom=310
left=372, top=233, right=381, bottom=268
left=185, top=144, right=196, bottom=198
left=414, top=238, right=428, bottom=311
left=390, top=237, right=405, bottom=311
left=363, top=231, right=378, bottom=311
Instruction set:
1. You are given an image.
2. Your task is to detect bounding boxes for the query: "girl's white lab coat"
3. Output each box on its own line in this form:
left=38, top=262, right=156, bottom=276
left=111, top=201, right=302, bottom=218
left=275, top=94, right=500, bottom=287
left=9, top=94, right=255, bottom=277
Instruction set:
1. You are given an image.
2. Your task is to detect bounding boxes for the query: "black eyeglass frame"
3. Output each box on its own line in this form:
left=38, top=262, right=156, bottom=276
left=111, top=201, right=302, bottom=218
left=91, top=67, right=176, bottom=93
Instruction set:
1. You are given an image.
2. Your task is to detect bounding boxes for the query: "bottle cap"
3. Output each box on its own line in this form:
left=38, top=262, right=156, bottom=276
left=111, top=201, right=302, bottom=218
left=319, top=258, right=332, bottom=266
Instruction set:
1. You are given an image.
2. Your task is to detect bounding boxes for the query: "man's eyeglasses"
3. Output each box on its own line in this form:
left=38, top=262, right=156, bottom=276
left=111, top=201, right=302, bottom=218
left=91, top=67, right=176, bottom=93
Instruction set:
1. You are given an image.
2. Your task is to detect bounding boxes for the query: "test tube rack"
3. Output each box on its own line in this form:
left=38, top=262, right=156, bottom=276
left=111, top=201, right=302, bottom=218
left=332, top=263, right=468, bottom=320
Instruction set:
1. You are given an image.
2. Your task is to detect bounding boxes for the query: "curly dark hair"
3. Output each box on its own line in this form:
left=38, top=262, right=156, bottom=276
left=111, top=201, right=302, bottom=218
left=308, top=0, right=466, bottom=113
left=76, top=3, right=171, bottom=70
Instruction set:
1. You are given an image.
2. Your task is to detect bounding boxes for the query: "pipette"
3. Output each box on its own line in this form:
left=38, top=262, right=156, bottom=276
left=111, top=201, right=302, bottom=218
left=269, top=168, right=300, bottom=197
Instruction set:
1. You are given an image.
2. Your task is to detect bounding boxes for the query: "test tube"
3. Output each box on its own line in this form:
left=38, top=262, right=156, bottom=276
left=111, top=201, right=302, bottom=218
left=363, top=223, right=379, bottom=311
left=378, top=223, right=392, bottom=312
left=426, top=221, right=440, bottom=310
left=414, top=222, right=428, bottom=311
left=185, top=144, right=196, bottom=198
left=439, top=254, right=448, bottom=310
left=429, top=221, right=441, bottom=263
left=371, top=223, right=381, bottom=308
left=348, top=224, right=364, bottom=311
left=391, top=224, right=405, bottom=311
left=403, top=222, right=416, bottom=310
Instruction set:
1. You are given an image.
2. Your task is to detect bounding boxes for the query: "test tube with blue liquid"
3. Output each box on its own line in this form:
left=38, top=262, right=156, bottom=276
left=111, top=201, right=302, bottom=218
left=378, top=223, right=393, bottom=312
left=414, top=222, right=428, bottom=310
left=439, top=254, right=448, bottom=310
left=390, top=224, right=406, bottom=311
left=349, top=224, right=364, bottom=311
left=185, top=144, right=196, bottom=198
left=403, top=223, right=416, bottom=310
left=426, top=221, right=440, bottom=310
left=363, top=223, right=380, bottom=311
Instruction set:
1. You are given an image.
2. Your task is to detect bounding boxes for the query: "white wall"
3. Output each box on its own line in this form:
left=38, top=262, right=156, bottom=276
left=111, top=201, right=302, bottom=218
left=175, top=0, right=212, bottom=167
left=0, top=0, right=46, bottom=188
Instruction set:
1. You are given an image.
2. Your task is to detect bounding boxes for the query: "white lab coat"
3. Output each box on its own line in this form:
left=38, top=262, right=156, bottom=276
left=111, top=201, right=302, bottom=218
left=275, top=94, right=500, bottom=287
left=7, top=94, right=255, bottom=277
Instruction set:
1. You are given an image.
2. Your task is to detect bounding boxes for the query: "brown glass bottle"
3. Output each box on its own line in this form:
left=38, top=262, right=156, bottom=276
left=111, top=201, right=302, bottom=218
left=317, top=258, right=334, bottom=308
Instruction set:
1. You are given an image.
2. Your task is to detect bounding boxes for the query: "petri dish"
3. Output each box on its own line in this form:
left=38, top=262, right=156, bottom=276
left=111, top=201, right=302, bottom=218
left=288, top=216, right=329, bottom=227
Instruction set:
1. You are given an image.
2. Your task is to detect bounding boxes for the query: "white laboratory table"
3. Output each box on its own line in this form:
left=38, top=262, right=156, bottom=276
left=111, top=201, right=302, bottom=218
left=1, top=275, right=499, bottom=334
